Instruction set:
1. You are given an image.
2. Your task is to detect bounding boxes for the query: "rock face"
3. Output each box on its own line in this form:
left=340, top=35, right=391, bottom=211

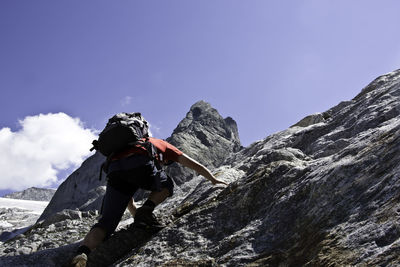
left=1, top=69, right=400, bottom=266
left=3, top=187, right=56, bottom=202
left=37, top=152, right=107, bottom=222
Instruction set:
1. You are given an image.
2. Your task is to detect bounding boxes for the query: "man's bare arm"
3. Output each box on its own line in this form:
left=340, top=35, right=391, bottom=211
left=176, top=153, right=227, bottom=185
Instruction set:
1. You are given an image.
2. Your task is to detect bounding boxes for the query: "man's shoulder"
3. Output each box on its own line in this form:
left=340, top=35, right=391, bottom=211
left=148, top=137, right=168, bottom=144
left=147, top=137, right=169, bottom=150
left=148, top=137, right=182, bottom=157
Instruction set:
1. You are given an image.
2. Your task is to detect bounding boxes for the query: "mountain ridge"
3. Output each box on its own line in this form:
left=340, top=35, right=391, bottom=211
left=3, top=187, right=56, bottom=202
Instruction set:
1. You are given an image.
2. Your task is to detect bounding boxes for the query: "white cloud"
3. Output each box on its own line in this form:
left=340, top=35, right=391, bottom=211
left=121, top=96, right=132, bottom=107
left=148, top=122, right=161, bottom=137
left=0, top=113, right=97, bottom=191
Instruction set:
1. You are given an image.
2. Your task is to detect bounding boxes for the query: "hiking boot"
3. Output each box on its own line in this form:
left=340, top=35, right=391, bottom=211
left=134, top=206, right=164, bottom=230
left=71, top=253, right=87, bottom=267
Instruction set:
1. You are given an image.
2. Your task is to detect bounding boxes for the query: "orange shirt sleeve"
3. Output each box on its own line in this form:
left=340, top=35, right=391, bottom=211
left=149, top=137, right=183, bottom=162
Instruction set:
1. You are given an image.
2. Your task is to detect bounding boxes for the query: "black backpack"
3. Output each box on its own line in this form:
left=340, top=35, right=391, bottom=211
left=91, top=112, right=150, bottom=157
left=91, top=113, right=159, bottom=181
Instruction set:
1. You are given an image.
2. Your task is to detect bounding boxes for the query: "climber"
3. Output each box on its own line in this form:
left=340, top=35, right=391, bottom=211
left=71, top=136, right=227, bottom=267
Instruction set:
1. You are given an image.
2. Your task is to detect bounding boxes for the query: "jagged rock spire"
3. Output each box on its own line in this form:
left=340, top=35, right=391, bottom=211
left=166, top=100, right=241, bottom=185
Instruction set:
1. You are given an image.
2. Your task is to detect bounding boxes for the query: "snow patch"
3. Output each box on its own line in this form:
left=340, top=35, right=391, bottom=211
left=0, top=197, right=48, bottom=215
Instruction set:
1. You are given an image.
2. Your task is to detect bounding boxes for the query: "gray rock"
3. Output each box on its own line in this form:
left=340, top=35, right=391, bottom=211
left=37, top=152, right=106, bottom=222
left=116, top=69, right=400, bottom=266
left=2, top=69, right=400, bottom=266
left=166, top=101, right=242, bottom=185
left=39, top=209, right=82, bottom=227
left=291, top=112, right=327, bottom=127
left=0, top=207, right=43, bottom=242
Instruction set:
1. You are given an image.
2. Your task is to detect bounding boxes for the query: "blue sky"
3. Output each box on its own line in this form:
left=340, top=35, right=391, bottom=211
left=1, top=1, right=400, bottom=194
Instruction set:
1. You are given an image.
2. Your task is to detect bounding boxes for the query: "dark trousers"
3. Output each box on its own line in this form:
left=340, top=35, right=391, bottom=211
left=93, top=155, right=174, bottom=236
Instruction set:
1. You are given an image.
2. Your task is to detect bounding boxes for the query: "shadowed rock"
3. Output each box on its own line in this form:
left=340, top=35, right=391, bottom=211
left=38, top=152, right=107, bottom=222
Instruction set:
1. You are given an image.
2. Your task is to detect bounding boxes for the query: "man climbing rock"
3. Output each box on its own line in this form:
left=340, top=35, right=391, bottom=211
left=71, top=113, right=226, bottom=267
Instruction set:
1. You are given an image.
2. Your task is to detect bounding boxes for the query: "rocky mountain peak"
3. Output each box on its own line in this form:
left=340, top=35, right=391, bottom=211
left=166, top=101, right=241, bottom=184
left=173, top=100, right=241, bottom=148
left=186, top=100, right=213, bottom=120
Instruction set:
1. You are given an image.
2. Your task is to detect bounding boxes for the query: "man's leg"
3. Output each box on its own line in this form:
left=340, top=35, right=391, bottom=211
left=81, top=227, right=107, bottom=250
left=134, top=167, right=174, bottom=228
left=72, top=183, right=133, bottom=266
left=127, top=198, right=137, bottom=217
left=134, top=188, right=171, bottom=228
left=148, top=171, right=174, bottom=205
left=72, top=227, right=106, bottom=267
left=148, top=187, right=170, bottom=205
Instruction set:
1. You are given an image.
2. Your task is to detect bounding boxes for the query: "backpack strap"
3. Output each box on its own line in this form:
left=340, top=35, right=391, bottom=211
left=127, top=138, right=157, bottom=160
left=99, top=162, right=104, bottom=181
left=98, top=138, right=158, bottom=181
left=98, top=153, right=115, bottom=181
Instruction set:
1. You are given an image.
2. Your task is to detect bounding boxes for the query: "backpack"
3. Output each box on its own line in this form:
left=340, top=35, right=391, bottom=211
left=91, top=112, right=150, bottom=157
left=91, top=113, right=157, bottom=180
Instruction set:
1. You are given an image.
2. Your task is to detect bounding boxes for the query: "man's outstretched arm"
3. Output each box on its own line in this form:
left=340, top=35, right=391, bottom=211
left=176, top=153, right=227, bottom=185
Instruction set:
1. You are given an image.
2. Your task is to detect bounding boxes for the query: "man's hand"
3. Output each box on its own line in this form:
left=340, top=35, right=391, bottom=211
left=210, top=172, right=228, bottom=185
left=210, top=177, right=228, bottom=185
